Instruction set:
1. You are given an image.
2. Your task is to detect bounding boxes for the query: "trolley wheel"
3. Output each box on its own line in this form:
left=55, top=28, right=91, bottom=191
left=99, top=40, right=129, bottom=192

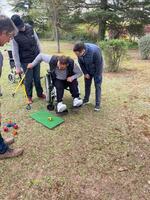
left=47, top=104, right=55, bottom=111
left=8, top=73, right=15, bottom=83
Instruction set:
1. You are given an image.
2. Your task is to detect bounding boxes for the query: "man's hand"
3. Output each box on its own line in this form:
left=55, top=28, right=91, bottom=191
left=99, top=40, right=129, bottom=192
left=67, top=76, right=73, bottom=82
left=84, top=74, right=90, bottom=79
left=27, top=63, right=33, bottom=69
left=16, top=68, right=23, bottom=74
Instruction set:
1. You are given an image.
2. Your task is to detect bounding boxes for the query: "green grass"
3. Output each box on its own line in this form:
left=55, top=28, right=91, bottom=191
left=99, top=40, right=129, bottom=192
left=0, top=42, right=150, bottom=200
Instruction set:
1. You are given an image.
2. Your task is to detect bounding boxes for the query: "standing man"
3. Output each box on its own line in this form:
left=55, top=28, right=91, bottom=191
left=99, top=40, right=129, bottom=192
left=11, top=14, right=45, bottom=104
left=0, top=15, right=23, bottom=159
left=73, top=42, right=103, bottom=111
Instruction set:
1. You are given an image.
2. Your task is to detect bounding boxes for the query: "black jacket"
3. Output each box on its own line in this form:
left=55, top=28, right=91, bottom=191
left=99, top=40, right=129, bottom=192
left=14, top=24, right=39, bottom=63
left=49, top=56, right=75, bottom=80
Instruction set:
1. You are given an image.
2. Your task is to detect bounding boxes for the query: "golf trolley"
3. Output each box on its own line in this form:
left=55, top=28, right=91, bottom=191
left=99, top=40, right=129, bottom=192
left=6, top=50, right=22, bottom=83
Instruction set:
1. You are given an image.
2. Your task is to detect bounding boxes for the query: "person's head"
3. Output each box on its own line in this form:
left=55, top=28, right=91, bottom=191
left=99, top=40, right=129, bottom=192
left=57, top=56, right=69, bottom=70
left=0, top=15, right=18, bottom=46
left=73, top=41, right=86, bottom=57
left=11, top=14, right=25, bottom=31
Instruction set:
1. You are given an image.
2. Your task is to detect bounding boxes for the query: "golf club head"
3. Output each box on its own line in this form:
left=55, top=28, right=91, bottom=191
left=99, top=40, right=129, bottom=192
left=26, top=104, right=31, bottom=110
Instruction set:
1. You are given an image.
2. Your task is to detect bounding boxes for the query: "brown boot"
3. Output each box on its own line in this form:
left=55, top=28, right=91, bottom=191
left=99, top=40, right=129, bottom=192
left=0, top=148, right=23, bottom=159
left=4, top=137, right=14, bottom=145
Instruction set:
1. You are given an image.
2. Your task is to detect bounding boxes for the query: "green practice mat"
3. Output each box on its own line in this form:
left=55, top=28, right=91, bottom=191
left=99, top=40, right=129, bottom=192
left=30, top=110, right=64, bottom=129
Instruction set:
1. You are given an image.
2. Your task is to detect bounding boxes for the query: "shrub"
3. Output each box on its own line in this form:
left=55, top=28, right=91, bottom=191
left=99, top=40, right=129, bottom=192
left=62, top=29, right=97, bottom=42
left=125, top=40, right=138, bottom=49
left=99, top=39, right=127, bottom=72
left=138, top=34, right=150, bottom=59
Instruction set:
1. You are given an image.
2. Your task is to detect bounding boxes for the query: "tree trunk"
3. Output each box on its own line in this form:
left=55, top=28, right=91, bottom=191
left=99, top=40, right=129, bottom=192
left=55, top=24, right=60, bottom=53
left=98, top=18, right=106, bottom=40
left=98, top=0, right=107, bottom=40
left=52, top=0, right=60, bottom=53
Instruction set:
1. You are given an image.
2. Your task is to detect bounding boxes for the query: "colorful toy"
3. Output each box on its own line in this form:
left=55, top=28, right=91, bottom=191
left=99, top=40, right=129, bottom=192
left=2, top=120, right=19, bottom=134
left=3, top=126, right=9, bottom=132
left=7, top=123, right=12, bottom=128
left=13, top=124, right=18, bottom=129
left=12, top=130, right=18, bottom=136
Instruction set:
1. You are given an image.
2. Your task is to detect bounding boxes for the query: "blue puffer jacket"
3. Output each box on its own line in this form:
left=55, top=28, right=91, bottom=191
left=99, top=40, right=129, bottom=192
left=78, top=43, right=103, bottom=76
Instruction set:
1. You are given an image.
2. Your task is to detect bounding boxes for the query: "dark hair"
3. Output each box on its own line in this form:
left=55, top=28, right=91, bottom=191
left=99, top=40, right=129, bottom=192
left=58, top=56, right=69, bottom=65
left=0, top=15, right=18, bottom=35
left=73, top=41, right=86, bottom=52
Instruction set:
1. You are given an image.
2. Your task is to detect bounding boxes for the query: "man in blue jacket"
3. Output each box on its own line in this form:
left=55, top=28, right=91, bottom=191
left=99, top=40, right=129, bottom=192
left=73, top=42, right=103, bottom=111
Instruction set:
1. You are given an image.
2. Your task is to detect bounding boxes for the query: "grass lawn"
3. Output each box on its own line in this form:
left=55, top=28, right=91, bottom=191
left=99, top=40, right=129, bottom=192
left=0, top=41, right=150, bottom=200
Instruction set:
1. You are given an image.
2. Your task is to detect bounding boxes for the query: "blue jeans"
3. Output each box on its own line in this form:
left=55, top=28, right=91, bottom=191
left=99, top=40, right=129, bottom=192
left=0, top=133, right=8, bottom=154
left=84, top=74, right=102, bottom=107
left=21, top=63, right=43, bottom=98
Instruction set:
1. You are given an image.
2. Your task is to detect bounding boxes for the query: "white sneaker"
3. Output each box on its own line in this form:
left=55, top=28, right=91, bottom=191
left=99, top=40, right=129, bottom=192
left=57, top=102, right=67, bottom=113
left=73, top=98, right=83, bottom=107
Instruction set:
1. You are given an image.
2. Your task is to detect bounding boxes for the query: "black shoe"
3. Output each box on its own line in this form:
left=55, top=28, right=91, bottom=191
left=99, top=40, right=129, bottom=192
left=94, top=105, right=100, bottom=111
left=83, top=99, right=89, bottom=105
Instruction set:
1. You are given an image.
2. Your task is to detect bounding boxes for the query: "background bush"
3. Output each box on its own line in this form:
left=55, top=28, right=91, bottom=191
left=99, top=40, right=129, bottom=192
left=138, top=34, right=150, bottom=59
left=125, top=40, right=138, bottom=49
left=100, top=39, right=128, bottom=72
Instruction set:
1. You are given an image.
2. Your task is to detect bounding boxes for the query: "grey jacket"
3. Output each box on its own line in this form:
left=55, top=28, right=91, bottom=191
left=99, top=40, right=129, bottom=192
left=30, top=53, right=83, bottom=81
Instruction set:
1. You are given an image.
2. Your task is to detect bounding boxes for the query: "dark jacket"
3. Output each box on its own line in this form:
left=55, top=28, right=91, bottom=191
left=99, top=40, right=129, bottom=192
left=0, top=52, right=3, bottom=77
left=14, top=24, right=39, bottom=63
left=49, top=56, right=75, bottom=80
left=78, top=43, right=103, bottom=76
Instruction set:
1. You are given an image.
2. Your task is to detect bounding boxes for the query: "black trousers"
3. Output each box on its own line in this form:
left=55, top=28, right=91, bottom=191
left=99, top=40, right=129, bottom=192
left=54, top=79, right=79, bottom=103
left=22, top=63, right=43, bottom=98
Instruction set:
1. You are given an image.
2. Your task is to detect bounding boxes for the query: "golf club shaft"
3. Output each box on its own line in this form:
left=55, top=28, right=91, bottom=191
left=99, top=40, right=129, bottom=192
left=12, top=69, right=28, bottom=95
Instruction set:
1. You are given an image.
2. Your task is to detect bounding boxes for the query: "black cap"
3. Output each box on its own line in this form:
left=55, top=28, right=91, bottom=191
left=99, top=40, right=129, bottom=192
left=11, top=14, right=24, bottom=30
